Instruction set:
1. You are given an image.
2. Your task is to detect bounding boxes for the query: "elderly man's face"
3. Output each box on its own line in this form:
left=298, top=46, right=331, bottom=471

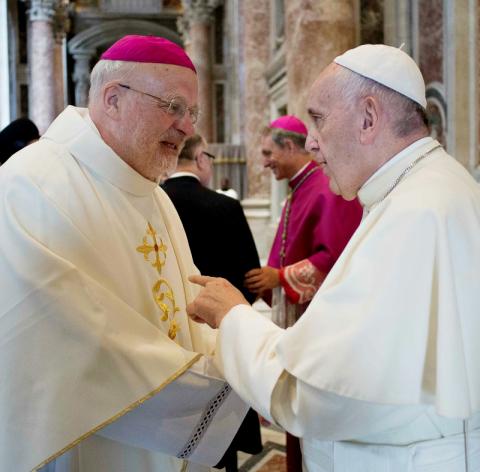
left=119, top=63, right=198, bottom=181
left=305, top=64, right=362, bottom=200
left=261, top=134, right=293, bottom=180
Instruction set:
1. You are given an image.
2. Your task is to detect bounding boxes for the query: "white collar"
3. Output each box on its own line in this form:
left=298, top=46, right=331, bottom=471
left=358, top=137, right=441, bottom=211
left=43, top=106, right=158, bottom=196
left=168, top=171, right=201, bottom=182
left=289, top=162, right=310, bottom=183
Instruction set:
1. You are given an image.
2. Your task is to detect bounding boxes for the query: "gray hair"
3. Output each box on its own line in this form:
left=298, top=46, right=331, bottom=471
left=334, top=66, right=428, bottom=137
left=261, top=126, right=308, bottom=152
left=88, top=60, right=138, bottom=103
left=178, top=134, right=205, bottom=162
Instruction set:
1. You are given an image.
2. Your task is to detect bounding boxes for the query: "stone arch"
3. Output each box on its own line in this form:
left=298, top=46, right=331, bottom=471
left=68, top=20, right=182, bottom=106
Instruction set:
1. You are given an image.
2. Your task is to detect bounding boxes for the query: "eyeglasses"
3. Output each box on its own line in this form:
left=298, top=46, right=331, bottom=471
left=118, top=83, right=200, bottom=124
left=202, top=151, right=215, bottom=160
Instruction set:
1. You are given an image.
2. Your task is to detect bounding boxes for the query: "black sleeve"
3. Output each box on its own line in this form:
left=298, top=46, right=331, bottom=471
left=224, top=201, right=260, bottom=304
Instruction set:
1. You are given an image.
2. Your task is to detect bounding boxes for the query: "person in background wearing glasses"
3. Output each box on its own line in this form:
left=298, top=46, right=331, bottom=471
left=162, top=134, right=263, bottom=472
left=0, top=35, right=251, bottom=472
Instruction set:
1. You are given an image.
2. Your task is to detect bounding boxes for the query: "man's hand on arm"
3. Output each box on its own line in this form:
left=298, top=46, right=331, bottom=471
left=244, top=266, right=280, bottom=294
left=187, top=275, right=250, bottom=329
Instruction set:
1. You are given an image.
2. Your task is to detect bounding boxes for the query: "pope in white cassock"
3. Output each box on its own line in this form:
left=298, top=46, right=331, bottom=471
left=0, top=36, right=250, bottom=472
left=187, top=45, right=480, bottom=472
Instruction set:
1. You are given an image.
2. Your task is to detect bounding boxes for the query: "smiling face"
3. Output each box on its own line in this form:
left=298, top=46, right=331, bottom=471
left=305, top=64, right=370, bottom=200
left=115, top=63, right=198, bottom=181
left=261, top=134, right=296, bottom=181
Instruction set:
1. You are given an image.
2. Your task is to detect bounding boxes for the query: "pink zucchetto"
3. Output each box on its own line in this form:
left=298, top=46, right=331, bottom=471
left=269, top=115, right=308, bottom=136
left=100, top=35, right=196, bottom=73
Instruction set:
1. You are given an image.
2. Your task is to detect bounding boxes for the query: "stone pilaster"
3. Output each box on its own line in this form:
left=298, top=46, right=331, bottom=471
left=72, top=52, right=92, bottom=107
left=180, top=0, right=219, bottom=141
left=27, top=0, right=57, bottom=134
left=53, top=1, right=70, bottom=115
left=243, top=0, right=270, bottom=199
left=285, top=0, right=356, bottom=121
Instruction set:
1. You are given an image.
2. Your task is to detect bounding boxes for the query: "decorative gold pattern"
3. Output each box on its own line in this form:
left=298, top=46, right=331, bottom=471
left=136, top=222, right=181, bottom=340
left=136, top=222, right=167, bottom=272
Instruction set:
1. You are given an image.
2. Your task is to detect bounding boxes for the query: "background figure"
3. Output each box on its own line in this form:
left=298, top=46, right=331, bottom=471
left=0, top=117, right=40, bottom=164
left=187, top=44, right=480, bottom=472
left=162, top=135, right=263, bottom=472
left=246, top=115, right=362, bottom=328
left=0, top=35, right=250, bottom=472
left=216, top=176, right=239, bottom=200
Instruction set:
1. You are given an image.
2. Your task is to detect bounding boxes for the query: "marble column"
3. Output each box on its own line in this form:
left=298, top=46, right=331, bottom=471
left=27, top=0, right=57, bottom=134
left=180, top=0, right=218, bottom=142
left=285, top=0, right=356, bottom=121
left=243, top=0, right=271, bottom=199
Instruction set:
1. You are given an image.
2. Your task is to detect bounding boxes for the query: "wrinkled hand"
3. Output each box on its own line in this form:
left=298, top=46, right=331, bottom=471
left=187, top=275, right=250, bottom=329
left=244, top=266, right=280, bottom=293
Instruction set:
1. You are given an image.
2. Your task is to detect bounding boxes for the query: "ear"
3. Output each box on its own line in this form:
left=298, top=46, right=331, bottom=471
left=195, top=151, right=206, bottom=170
left=102, top=83, right=123, bottom=120
left=359, top=96, right=380, bottom=144
left=283, top=138, right=296, bottom=154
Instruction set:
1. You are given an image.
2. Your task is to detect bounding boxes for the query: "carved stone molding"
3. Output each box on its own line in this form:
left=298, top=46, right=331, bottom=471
left=27, top=0, right=57, bottom=22
left=53, top=0, right=71, bottom=43
left=182, top=0, right=221, bottom=25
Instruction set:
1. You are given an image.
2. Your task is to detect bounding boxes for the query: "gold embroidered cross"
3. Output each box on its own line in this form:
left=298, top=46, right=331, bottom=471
left=137, top=222, right=181, bottom=341
left=136, top=222, right=167, bottom=274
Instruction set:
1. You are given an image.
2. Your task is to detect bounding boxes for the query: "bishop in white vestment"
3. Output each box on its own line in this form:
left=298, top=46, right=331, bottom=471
left=0, top=34, right=249, bottom=472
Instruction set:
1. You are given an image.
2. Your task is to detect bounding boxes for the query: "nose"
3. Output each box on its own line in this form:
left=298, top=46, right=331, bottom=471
left=305, top=133, right=319, bottom=153
left=175, top=113, right=195, bottom=137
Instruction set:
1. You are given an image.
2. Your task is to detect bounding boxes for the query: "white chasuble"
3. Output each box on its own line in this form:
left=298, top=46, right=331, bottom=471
left=214, top=138, right=480, bottom=470
left=0, top=106, right=247, bottom=472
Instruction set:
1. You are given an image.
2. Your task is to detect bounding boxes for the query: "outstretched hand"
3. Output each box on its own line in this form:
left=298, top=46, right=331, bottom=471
left=187, top=275, right=250, bottom=329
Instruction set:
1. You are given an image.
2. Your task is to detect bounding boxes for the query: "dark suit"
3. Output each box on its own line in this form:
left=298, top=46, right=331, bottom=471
left=162, top=175, right=260, bottom=303
left=162, top=175, right=262, bottom=470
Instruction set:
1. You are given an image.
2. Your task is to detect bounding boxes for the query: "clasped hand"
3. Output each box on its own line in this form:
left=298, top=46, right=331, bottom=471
left=187, top=275, right=250, bottom=329
left=244, top=266, right=280, bottom=293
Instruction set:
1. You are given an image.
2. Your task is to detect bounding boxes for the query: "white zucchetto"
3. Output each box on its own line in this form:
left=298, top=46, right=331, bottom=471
left=334, top=44, right=427, bottom=108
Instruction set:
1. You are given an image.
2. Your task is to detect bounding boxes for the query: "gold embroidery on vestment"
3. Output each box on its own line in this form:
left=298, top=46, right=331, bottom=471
left=136, top=222, right=181, bottom=340
left=136, top=222, right=167, bottom=272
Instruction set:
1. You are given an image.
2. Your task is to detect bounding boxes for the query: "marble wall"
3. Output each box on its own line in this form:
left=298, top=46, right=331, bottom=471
left=285, top=0, right=356, bottom=122
left=418, top=0, right=447, bottom=148
left=419, top=0, right=443, bottom=85
left=243, top=0, right=271, bottom=199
